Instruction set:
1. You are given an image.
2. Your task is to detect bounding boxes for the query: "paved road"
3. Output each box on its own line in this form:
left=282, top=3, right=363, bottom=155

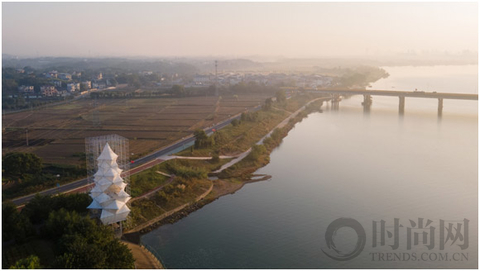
left=11, top=104, right=263, bottom=207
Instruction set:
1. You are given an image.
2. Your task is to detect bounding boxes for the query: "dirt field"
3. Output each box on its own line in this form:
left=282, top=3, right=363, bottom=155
left=2, top=94, right=269, bottom=165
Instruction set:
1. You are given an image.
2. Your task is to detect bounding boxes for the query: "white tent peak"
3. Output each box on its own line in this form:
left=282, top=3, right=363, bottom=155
left=97, top=143, right=118, bottom=161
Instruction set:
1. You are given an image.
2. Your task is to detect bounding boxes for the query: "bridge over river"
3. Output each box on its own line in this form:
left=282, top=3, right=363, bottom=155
left=308, top=89, right=478, bottom=116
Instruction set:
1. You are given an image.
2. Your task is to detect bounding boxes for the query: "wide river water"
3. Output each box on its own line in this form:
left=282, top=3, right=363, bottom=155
left=141, top=65, right=478, bottom=268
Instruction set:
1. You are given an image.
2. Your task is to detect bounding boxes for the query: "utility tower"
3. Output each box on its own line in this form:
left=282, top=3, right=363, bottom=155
left=215, top=60, right=219, bottom=96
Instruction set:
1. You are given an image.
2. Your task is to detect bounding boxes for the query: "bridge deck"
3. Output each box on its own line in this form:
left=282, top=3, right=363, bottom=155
left=313, top=89, right=478, bottom=100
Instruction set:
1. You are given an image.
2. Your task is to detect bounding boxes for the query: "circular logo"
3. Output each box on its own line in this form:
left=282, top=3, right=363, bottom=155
left=322, top=218, right=366, bottom=261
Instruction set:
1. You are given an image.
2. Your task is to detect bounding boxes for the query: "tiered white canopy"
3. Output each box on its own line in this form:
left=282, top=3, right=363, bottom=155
left=87, top=143, right=131, bottom=225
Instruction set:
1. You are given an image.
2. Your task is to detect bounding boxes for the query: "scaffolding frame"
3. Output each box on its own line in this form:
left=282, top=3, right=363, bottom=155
left=85, top=134, right=130, bottom=196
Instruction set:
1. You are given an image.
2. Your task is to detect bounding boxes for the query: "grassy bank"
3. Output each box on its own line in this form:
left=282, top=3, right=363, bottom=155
left=127, top=177, right=212, bottom=229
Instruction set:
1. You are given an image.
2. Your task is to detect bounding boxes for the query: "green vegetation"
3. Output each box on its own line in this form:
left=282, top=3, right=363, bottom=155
left=231, top=118, right=241, bottom=127
left=129, top=157, right=230, bottom=198
left=194, top=129, right=215, bottom=149
left=45, top=209, right=135, bottom=268
left=246, top=144, right=267, bottom=162
left=2, top=161, right=86, bottom=201
left=263, top=97, right=274, bottom=110
left=276, top=89, right=287, bottom=104
left=2, top=194, right=135, bottom=269
left=128, top=177, right=211, bottom=228
left=211, top=152, right=221, bottom=163
left=158, top=158, right=230, bottom=176
left=2, top=202, right=33, bottom=244
left=130, top=169, right=168, bottom=197
left=21, top=193, right=91, bottom=224
left=172, top=84, right=186, bottom=97
left=3, top=239, right=55, bottom=269
left=335, top=66, right=389, bottom=88
left=127, top=157, right=233, bottom=229
left=3, top=152, right=43, bottom=178
left=165, top=163, right=208, bottom=179
left=10, top=255, right=41, bottom=269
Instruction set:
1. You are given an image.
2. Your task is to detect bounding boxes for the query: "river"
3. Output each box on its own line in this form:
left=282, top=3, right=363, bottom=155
left=141, top=65, right=478, bottom=268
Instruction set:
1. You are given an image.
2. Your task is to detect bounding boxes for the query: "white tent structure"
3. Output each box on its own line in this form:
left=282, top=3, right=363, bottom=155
left=87, top=143, right=131, bottom=225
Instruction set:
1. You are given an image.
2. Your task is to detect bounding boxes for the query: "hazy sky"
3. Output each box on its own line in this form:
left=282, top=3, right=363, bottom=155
left=2, top=2, right=478, bottom=58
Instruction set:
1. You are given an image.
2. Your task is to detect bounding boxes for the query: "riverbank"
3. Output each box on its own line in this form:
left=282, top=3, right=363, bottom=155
left=122, top=241, right=163, bottom=269
left=123, top=95, right=327, bottom=244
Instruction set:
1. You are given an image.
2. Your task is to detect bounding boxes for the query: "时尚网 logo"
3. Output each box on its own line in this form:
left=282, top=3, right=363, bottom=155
left=322, top=217, right=470, bottom=261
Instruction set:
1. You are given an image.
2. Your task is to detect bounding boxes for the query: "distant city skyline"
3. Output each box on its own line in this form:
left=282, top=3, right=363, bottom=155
left=2, top=2, right=478, bottom=58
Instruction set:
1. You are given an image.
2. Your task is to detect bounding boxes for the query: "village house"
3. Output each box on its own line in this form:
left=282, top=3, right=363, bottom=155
left=18, top=85, right=35, bottom=93
left=53, top=81, right=63, bottom=87
left=40, top=86, right=59, bottom=97
left=45, top=70, right=58, bottom=78
left=67, top=83, right=81, bottom=92
left=58, top=73, right=72, bottom=81
left=82, top=81, right=92, bottom=89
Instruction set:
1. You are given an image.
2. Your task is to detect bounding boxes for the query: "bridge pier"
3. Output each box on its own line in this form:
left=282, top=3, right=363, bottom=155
left=362, top=95, right=372, bottom=113
left=438, top=98, right=443, bottom=117
left=331, top=95, right=341, bottom=111
left=399, top=96, right=405, bottom=115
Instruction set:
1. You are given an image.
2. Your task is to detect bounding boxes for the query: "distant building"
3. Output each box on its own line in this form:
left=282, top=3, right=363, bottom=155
left=18, top=85, right=35, bottom=93
left=46, top=70, right=58, bottom=78
left=82, top=81, right=92, bottom=89
left=193, top=75, right=211, bottom=85
left=41, top=86, right=58, bottom=96
left=16, top=69, right=25, bottom=74
left=67, top=83, right=80, bottom=92
left=53, top=81, right=63, bottom=87
left=96, top=73, right=103, bottom=80
left=58, top=73, right=72, bottom=81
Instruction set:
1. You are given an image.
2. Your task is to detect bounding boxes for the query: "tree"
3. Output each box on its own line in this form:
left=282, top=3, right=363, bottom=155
left=10, top=255, right=41, bottom=269
left=172, top=84, right=185, bottom=97
left=231, top=119, right=241, bottom=127
left=263, top=98, right=273, bottom=111
left=46, top=209, right=135, bottom=269
left=276, top=90, right=287, bottom=103
left=194, top=129, right=214, bottom=149
left=3, top=152, right=43, bottom=178
left=2, top=202, right=33, bottom=243
left=246, top=144, right=267, bottom=162
left=211, top=152, right=220, bottom=163
left=23, top=194, right=91, bottom=224
left=22, top=194, right=57, bottom=224
left=54, top=234, right=107, bottom=269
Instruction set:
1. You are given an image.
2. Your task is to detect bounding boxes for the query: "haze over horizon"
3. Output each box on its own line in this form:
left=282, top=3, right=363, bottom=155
left=2, top=2, right=478, bottom=59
